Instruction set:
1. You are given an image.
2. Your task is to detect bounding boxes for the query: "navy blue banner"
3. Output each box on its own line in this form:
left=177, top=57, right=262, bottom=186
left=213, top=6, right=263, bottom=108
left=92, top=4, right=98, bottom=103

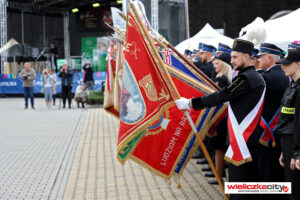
left=0, top=72, right=106, bottom=94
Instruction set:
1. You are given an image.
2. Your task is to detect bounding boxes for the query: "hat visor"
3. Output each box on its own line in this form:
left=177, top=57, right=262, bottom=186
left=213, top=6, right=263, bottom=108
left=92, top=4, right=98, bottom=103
left=276, top=59, right=293, bottom=65
left=198, top=49, right=208, bottom=53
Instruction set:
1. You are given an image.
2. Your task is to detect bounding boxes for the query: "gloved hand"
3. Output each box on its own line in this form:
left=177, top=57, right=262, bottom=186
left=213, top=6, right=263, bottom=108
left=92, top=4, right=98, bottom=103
left=175, top=97, right=191, bottom=110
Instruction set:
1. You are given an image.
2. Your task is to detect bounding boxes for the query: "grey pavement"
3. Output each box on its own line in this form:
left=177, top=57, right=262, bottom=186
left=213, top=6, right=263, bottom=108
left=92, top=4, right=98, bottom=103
left=0, top=98, right=87, bottom=200
left=0, top=97, right=225, bottom=200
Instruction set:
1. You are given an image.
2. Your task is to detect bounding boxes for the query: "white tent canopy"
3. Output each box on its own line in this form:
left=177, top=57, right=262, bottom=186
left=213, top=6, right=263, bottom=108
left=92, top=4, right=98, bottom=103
left=175, top=23, right=234, bottom=54
left=264, top=8, right=300, bottom=45
left=0, top=38, right=19, bottom=54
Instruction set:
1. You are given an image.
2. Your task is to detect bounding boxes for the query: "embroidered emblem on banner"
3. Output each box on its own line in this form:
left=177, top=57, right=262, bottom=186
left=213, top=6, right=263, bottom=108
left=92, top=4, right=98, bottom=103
left=125, top=42, right=140, bottom=60
left=147, top=111, right=171, bottom=135
left=139, top=74, right=159, bottom=101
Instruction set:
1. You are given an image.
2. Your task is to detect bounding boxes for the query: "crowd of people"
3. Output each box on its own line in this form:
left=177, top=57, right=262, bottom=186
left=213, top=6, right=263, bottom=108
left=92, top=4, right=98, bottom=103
left=176, top=39, right=300, bottom=200
left=18, top=60, right=95, bottom=109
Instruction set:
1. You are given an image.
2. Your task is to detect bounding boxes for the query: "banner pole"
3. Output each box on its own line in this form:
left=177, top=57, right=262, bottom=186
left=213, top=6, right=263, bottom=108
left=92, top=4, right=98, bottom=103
left=130, top=3, right=229, bottom=200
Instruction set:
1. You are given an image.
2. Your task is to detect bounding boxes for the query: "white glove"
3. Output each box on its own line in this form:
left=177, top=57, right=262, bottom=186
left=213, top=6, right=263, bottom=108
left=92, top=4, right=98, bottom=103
left=175, top=97, right=191, bottom=110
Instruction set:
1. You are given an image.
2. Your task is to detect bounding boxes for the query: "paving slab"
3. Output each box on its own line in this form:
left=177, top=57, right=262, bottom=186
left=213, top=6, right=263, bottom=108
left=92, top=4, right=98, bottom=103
left=0, top=97, right=226, bottom=200
left=0, top=98, right=87, bottom=200
left=63, top=108, right=226, bottom=200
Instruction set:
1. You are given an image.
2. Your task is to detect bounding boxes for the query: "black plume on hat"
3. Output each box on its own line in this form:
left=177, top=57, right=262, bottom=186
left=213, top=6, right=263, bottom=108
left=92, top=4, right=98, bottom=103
left=232, top=39, right=254, bottom=55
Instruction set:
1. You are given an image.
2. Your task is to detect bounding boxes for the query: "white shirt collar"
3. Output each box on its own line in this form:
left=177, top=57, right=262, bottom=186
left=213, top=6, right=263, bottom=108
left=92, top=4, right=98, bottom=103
left=266, top=65, right=277, bottom=72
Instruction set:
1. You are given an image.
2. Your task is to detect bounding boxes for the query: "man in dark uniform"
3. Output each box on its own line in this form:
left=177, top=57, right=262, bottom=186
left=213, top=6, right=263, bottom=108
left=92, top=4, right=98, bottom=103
left=193, top=42, right=203, bottom=70
left=256, top=43, right=290, bottom=200
left=175, top=39, right=266, bottom=200
left=184, top=49, right=192, bottom=58
left=197, top=43, right=217, bottom=79
left=192, top=42, right=216, bottom=161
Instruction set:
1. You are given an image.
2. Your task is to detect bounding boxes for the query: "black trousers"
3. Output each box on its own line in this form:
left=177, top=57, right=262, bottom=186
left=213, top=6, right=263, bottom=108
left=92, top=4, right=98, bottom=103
left=281, top=135, right=300, bottom=200
left=228, top=143, right=288, bottom=200
left=61, top=85, right=72, bottom=107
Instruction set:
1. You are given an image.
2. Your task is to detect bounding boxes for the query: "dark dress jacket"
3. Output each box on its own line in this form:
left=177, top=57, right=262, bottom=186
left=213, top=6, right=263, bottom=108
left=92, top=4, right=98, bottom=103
left=260, top=65, right=289, bottom=123
left=191, top=66, right=265, bottom=145
left=276, top=78, right=300, bottom=158
left=199, top=61, right=216, bottom=79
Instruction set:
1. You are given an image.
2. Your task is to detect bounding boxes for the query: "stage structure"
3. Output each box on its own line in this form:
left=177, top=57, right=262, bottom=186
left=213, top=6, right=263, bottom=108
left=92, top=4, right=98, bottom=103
left=0, top=0, right=8, bottom=74
left=0, top=0, right=123, bottom=74
left=140, top=0, right=187, bottom=46
left=0, top=0, right=188, bottom=74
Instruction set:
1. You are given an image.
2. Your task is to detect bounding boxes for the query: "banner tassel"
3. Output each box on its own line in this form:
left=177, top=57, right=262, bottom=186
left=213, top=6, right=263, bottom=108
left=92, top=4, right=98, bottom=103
left=168, top=180, right=171, bottom=186
left=176, top=177, right=181, bottom=189
left=177, top=182, right=182, bottom=189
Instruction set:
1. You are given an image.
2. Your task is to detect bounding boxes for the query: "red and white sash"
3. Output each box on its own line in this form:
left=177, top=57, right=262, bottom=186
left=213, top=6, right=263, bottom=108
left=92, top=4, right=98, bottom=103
left=225, top=87, right=266, bottom=166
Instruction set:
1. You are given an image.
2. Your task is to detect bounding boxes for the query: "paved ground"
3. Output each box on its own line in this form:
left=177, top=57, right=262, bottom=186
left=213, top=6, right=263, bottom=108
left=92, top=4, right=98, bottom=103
left=0, top=97, right=225, bottom=200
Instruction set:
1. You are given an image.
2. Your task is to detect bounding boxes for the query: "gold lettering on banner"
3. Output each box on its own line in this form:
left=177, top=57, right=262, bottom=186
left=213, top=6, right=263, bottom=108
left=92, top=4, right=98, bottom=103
left=125, top=43, right=132, bottom=52
left=139, top=74, right=159, bottom=101
left=125, top=42, right=140, bottom=60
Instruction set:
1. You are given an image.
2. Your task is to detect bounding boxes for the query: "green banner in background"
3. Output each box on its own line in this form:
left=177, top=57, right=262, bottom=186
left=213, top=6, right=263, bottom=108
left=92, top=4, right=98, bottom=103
left=81, top=37, right=107, bottom=72
left=57, top=59, right=81, bottom=70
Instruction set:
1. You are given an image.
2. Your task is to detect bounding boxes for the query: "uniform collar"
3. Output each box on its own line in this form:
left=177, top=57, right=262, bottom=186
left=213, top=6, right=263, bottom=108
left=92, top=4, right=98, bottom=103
left=266, top=65, right=276, bottom=71
left=239, top=65, right=255, bottom=73
left=292, top=78, right=300, bottom=88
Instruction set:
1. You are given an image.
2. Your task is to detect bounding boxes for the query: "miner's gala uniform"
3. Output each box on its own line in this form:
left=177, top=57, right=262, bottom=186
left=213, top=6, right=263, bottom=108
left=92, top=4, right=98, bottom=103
left=190, top=39, right=267, bottom=200
left=191, top=66, right=265, bottom=200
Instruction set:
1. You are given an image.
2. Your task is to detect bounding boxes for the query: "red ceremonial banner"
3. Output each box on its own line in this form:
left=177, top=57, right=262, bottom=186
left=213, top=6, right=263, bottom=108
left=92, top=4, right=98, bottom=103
left=131, top=71, right=208, bottom=179
left=116, top=10, right=175, bottom=160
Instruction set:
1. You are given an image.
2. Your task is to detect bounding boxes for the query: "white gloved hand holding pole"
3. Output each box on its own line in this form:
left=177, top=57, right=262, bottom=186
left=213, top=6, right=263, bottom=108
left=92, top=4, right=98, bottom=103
left=175, top=97, right=191, bottom=110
